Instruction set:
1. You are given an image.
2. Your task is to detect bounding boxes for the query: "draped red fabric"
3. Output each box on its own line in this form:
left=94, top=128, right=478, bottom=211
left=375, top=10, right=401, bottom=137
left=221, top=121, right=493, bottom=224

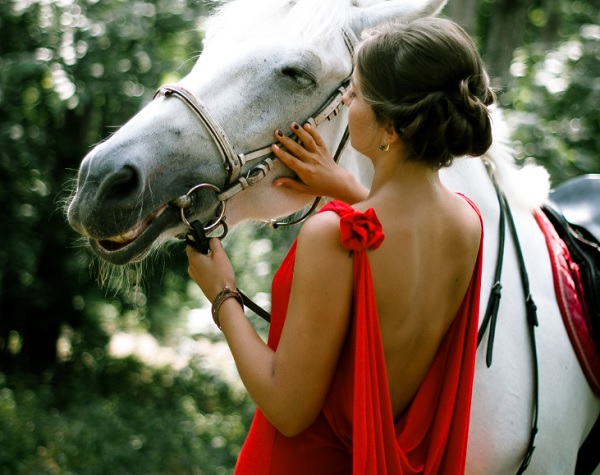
left=236, top=198, right=483, bottom=474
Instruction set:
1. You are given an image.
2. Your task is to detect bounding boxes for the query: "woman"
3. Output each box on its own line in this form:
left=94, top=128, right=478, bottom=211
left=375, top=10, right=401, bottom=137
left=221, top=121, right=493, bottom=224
left=187, top=17, right=495, bottom=474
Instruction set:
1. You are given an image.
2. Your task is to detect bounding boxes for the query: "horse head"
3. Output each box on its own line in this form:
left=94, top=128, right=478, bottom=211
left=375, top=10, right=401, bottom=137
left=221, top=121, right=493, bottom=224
left=66, top=0, right=447, bottom=265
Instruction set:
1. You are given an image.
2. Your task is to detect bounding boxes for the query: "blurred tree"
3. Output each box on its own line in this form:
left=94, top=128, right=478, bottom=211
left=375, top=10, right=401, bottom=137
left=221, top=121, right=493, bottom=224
left=0, top=0, right=209, bottom=372
left=444, top=0, right=600, bottom=184
left=445, top=0, right=538, bottom=88
left=501, top=0, right=600, bottom=183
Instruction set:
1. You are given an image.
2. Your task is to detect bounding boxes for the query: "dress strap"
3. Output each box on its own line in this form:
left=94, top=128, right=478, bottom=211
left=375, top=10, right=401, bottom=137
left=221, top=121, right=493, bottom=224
left=320, top=201, right=385, bottom=252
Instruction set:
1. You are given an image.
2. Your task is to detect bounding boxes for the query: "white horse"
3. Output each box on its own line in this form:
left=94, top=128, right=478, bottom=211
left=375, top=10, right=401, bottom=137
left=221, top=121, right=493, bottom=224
left=66, top=0, right=600, bottom=472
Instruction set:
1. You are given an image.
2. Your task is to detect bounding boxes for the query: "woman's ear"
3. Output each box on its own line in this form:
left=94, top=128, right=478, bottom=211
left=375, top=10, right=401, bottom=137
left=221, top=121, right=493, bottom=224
left=382, top=119, right=400, bottom=145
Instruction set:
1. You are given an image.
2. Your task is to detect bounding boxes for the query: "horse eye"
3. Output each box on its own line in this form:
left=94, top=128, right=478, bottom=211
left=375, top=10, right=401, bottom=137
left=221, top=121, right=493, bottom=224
left=280, top=65, right=316, bottom=88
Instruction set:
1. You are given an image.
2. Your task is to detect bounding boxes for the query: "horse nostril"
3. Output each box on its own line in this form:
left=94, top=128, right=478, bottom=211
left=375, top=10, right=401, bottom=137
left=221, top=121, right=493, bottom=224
left=96, top=164, right=140, bottom=202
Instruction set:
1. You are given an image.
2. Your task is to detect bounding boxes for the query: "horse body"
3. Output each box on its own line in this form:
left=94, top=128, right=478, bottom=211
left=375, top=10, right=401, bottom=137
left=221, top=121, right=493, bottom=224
left=66, top=0, right=600, bottom=472
left=439, top=147, right=599, bottom=473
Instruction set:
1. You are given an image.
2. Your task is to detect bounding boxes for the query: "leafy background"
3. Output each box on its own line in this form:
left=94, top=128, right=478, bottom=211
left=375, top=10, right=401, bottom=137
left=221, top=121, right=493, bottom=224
left=0, top=0, right=598, bottom=473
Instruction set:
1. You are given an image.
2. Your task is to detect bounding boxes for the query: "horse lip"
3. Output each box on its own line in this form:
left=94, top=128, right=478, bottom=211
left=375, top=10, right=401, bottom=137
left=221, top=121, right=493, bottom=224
left=91, top=205, right=177, bottom=264
left=99, top=205, right=168, bottom=249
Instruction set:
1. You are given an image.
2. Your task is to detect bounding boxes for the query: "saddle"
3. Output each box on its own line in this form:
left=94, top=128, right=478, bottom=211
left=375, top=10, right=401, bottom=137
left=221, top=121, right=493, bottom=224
left=549, top=174, right=600, bottom=242
left=543, top=174, right=600, bottom=354
left=541, top=174, right=600, bottom=475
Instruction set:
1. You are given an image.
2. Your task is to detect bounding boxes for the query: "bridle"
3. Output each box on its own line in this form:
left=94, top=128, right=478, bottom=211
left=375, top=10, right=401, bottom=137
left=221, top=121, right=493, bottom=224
left=154, top=28, right=357, bottom=238
left=155, top=81, right=350, bottom=235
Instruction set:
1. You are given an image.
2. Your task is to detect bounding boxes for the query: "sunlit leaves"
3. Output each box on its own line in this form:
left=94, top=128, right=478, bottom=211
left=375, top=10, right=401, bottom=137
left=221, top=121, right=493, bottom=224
left=503, top=1, right=600, bottom=184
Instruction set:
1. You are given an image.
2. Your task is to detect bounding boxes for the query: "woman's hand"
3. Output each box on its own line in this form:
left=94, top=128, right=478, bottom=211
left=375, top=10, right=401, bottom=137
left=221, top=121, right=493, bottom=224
left=186, top=238, right=237, bottom=302
left=272, top=122, right=368, bottom=204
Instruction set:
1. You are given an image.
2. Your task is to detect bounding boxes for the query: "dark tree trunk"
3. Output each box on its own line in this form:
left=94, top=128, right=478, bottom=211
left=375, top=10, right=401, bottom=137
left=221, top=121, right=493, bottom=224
left=442, top=0, right=480, bottom=34
left=481, top=0, right=537, bottom=90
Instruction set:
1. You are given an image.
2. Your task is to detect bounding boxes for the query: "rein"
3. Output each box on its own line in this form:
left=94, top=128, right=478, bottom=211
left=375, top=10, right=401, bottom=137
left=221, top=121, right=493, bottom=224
left=479, top=158, right=539, bottom=474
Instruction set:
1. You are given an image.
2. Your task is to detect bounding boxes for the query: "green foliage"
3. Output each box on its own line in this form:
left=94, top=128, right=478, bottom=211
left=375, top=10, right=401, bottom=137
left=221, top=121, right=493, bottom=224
left=2, top=0, right=599, bottom=472
left=501, top=0, right=600, bottom=185
left=0, top=0, right=209, bottom=369
left=0, top=357, right=254, bottom=474
left=0, top=1, right=262, bottom=473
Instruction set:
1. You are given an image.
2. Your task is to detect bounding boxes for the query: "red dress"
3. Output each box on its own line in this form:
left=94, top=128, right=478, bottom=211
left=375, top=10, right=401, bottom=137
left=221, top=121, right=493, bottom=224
left=236, top=198, right=483, bottom=474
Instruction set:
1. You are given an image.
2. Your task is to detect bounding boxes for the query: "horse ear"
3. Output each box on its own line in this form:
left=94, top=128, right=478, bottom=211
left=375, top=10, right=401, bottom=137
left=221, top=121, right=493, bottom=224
left=349, top=0, right=447, bottom=36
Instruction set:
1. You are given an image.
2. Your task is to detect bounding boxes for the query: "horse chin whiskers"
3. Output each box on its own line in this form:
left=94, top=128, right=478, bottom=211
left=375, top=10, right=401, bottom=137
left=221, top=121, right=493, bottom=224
left=91, top=239, right=169, bottom=293
left=94, top=257, right=146, bottom=294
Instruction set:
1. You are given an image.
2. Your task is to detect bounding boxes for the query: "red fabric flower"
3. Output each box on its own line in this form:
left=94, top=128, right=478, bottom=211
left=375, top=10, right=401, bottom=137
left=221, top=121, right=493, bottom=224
left=339, top=208, right=385, bottom=252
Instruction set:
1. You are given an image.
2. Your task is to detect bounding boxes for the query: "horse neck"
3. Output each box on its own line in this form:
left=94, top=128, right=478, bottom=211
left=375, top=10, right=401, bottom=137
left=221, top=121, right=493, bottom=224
left=340, top=147, right=375, bottom=189
left=478, top=109, right=550, bottom=212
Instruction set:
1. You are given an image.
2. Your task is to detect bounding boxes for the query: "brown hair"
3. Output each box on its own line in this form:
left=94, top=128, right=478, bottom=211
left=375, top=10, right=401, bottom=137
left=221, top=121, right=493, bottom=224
left=355, top=17, right=496, bottom=169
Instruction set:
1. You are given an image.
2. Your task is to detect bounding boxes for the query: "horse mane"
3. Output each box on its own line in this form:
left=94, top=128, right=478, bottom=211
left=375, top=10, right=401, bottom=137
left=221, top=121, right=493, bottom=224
left=203, top=0, right=352, bottom=47
left=486, top=107, right=550, bottom=209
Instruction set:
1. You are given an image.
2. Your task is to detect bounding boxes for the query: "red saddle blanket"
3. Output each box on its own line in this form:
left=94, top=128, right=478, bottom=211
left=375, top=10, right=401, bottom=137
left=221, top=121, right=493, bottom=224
left=534, top=209, right=600, bottom=395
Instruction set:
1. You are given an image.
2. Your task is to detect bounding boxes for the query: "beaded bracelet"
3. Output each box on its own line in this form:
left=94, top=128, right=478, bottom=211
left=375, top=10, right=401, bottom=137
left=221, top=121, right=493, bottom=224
left=211, top=286, right=244, bottom=330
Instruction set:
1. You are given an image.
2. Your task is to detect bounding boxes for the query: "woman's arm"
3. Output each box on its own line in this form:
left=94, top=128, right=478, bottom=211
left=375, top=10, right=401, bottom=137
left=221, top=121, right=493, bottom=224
left=272, top=122, right=369, bottom=205
left=186, top=213, right=353, bottom=436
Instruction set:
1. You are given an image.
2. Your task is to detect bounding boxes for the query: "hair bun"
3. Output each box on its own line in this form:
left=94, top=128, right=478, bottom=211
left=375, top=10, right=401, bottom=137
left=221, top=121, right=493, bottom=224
left=393, top=86, right=494, bottom=168
left=355, top=17, right=496, bottom=169
left=444, top=78, right=494, bottom=158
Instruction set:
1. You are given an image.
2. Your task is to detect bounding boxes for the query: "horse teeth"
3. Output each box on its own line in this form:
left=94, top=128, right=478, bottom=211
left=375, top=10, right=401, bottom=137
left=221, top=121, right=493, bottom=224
left=111, top=228, right=139, bottom=243
left=107, top=205, right=167, bottom=244
left=123, top=227, right=140, bottom=240
left=109, top=222, right=143, bottom=243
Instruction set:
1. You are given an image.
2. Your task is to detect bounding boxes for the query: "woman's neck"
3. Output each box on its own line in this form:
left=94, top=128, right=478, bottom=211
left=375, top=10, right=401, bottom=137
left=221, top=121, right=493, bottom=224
left=368, top=148, right=442, bottom=201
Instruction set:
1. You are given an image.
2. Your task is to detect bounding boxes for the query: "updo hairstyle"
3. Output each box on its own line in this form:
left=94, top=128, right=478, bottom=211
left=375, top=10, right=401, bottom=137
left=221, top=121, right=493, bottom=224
left=355, top=17, right=496, bottom=169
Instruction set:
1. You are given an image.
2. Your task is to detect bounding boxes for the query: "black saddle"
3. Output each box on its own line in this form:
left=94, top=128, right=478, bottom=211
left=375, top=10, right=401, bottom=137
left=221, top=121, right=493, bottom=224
left=543, top=174, right=600, bottom=352
left=543, top=174, right=600, bottom=475
left=549, top=174, right=600, bottom=242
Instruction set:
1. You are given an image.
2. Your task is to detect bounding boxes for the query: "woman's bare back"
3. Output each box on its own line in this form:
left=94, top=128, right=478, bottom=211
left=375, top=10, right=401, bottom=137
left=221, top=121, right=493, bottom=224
left=357, top=187, right=482, bottom=419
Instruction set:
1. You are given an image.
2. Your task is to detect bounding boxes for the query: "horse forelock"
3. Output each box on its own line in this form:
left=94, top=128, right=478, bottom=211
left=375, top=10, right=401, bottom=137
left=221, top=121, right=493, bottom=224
left=203, top=0, right=352, bottom=48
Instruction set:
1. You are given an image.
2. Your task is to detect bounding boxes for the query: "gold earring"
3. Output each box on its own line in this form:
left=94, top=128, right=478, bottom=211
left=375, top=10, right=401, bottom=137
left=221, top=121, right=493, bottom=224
left=379, top=144, right=389, bottom=152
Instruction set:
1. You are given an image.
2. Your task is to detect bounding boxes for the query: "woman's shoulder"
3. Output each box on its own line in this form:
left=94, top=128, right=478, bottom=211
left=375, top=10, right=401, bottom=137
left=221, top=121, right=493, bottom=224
left=292, top=209, right=354, bottom=300
left=297, top=207, right=345, bottom=251
left=436, top=192, right=482, bottom=268
left=452, top=192, right=483, bottom=243
left=295, top=207, right=350, bottom=266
